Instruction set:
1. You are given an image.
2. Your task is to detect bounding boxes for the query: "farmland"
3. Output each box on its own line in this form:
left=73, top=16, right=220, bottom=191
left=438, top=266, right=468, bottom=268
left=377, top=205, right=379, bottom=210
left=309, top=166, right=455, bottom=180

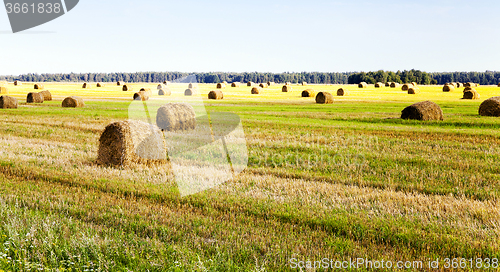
left=0, top=82, right=499, bottom=271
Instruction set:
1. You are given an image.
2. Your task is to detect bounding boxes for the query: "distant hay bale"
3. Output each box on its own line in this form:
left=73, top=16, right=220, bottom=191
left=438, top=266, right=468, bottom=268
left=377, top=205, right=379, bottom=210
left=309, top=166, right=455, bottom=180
left=26, top=92, right=44, bottom=103
left=39, top=90, right=52, bottom=101
left=117, top=81, right=123, bottom=86
left=267, top=81, right=275, bottom=86
left=390, top=82, right=399, bottom=88
left=231, top=82, right=241, bottom=87
left=156, top=103, right=196, bottom=131
left=133, top=91, right=149, bottom=101
left=286, top=82, right=292, bottom=85
left=259, top=83, right=267, bottom=88
left=385, top=82, right=390, bottom=87
left=479, top=96, right=500, bottom=116
left=157, top=84, right=165, bottom=90
left=208, top=90, right=224, bottom=100
left=402, top=84, right=412, bottom=91
left=443, top=85, right=455, bottom=92
left=337, top=88, right=348, bottom=96
left=407, top=87, right=420, bottom=94
left=251, top=87, right=260, bottom=94
left=375, top=82, right=384, bottom=88
left=163, top=81, right=168, bottom=85
left=247, top=81, right=254, bottom=87
left=401, top=101, right=443, bottom=121
left=282, top=85, right=292, bottom=92
left=302, top=82, right=308, bottom=86
left=222, top=81, right=228, bottom=84
left=97, top=120, right=167, bottom=166
left=0, top=86, right=7, bottom=94
left=34, top=83, right=44, bottom=90
left=216, top=83, right=226, bottom=89
left=457, top=83, right=463, bottom=88
left=62, top=96, right=85, bottom=108
left=184, top=88, right=198, bottom=96
left=358, top=82, right=368, bottom=88
left=139, top=88, right=152, bottom=96
left=82, top=83, right=91, bottom=89
left=188, top=83, right=197, bottom=89
left=122, top=85, right=132, bottom=91
left=301, top=89, right=315, bottom=97
left=14, top=81, right=22, bottom=86
left=464, top=82, right=478, bottom=88
left=158, top=88, right=171, bottom=96
left=316, top=92, right=333, bottom=104
left=498, top=83, right=500, bottom=87
left=411, top=82, right=417, bottom=86
left=0, top=96, right=18, bottom=109
left=96, top=83, right=104, bottom=87
left=462, top=89, right=480, bottom=100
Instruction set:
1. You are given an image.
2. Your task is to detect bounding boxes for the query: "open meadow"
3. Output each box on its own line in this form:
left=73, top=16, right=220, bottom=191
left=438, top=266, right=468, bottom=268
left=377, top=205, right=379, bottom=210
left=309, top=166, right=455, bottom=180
left=0, top=82, right=500, bottom=271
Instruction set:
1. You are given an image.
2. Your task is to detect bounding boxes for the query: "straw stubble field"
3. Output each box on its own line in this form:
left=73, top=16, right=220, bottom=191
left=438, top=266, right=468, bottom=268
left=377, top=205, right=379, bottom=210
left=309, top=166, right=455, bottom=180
left=0, top=82, right=499, bottom=270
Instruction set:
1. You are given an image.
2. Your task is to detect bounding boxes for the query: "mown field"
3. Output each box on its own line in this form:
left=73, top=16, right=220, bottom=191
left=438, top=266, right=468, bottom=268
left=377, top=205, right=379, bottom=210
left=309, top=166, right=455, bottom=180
left=0, top=82, right=500, bottom=271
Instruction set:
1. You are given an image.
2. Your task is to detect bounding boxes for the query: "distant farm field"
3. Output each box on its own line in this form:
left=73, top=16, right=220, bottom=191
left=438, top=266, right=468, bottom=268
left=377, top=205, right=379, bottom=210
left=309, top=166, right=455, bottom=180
left=0, top=82, right=499, bottom=271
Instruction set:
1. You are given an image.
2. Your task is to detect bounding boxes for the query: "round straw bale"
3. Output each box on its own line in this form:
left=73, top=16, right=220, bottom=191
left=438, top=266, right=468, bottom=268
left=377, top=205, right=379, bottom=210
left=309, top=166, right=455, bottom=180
left=39, top=90, right=52, bottom=101
left=0, top=96, right=18, bottom=109
left=251, top=87, right=260, bottom=94
left=337, top=88, right=348, bottom=96
left=97, top=83, right=104, bottom=87
left=358, top=82, right=368, bottom=88
left=208, top=90, right=224, bottom=100
left=479, top=97, right=500, bottom=116
left=188, top=83, right=197, bottom=89
left=267, top=82, right=275, bottom=86
left=464, top=82, right=477, bottom=88
left=158, top=88, right=171, bottom=96
left=163, top=81, right=168, bottom=85
left=140, top=88, right=152, bottom=96
left=157, top=84, right=165, bottom=90
left=315, top=92, right=334, bottom=104
left=122, top=85, right=132, bottom=91
left=375, top=82, right=384, bottom=88
left=302, top=82, right=308, bottom=86
left=27, top=92, right=44, bottom=103
left=390, top=82, right=399, bottom=88
left=97, top=120, right=167, bottom=166
left=34, top=83, right=44, bottom=90
left=216, top=83, right=226, bottom=89
left=457, top=83, right=463, bottom=88
left=402, top=84, right=412, bottom=91
left=82, top=83, right=91, bottom=89
left=62, top=96, right=85, bottom=108
left=462, top=89, right=480, bottom=100
left=497, top=83, right=500, bottom=87
left=443, top=84, right=455, bottom=92
left=385, top=82, right=390, bottom=87
left=117, top=81, right=123, bottom=86
left=133, top=91, right=149, bottom=101
left=282, top=85, right=292, bottom=92
left=411, top=82, right=417, bottom=86
left=14, top=81, right=22, bottom=86
left=259, top=83, right=267, bottom=88
left=247, top=81, right=254, bottom=87
left=184, top=88, right=198, bottom=96
left=0, top=86, right=7, bottom=94
left=401, top=101, right=443, bottom=121
left=301, top=89, right=316, bottom=97
left=407, top=87, right=420, bottom=94
left=156, top=103, right=196, bottom=131
left=231, top=82, right=241, bottom=87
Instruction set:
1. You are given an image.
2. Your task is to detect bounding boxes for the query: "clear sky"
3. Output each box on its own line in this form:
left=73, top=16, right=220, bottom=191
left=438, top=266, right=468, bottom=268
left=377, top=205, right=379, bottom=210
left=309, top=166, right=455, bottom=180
left=0, top=0, right=499, bottom=75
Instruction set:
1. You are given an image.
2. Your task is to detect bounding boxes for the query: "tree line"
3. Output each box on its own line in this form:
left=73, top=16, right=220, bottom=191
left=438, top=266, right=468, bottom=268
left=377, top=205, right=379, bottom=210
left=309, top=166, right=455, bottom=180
left=1, top=70, right=499, bottom=85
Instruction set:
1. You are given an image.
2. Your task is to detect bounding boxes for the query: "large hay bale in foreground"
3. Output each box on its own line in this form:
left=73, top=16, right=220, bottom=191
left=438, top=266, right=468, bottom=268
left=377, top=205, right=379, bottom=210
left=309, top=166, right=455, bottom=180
left=14, top=81, right=22, bottom=86
left=301, top=89, right=315, bottom=97
left=122, top=85, right=132, bottom=91
left=375, top=82, right=384, bottom=88
left=479, top=97, right=500, bottom=116
left=82, top=83, right=91, bottom=89
left=390, top=82, right=399, bottom=88
left=259, top=83, right=267, bottom=88
left=0, top=96, right=18, bottom=109
left=39, top=90, right=52, bottom=101
left=402, top=84, right=412, bottom=91
left=231, top=82, right=241, bottom=87
left=158, top=88, right=171, bottom=96
left=97, top=83, right=104, bottom=87
left=247, top=82, right=254, bottom=87
left=407, top=87, right=420, bottom=94
left=62, top=96, right=85, bottom=108
left=156, top=103, right=196, bottom=131
left=401, top=101, right=443, bottom=121
left=208, top=90, right=224, bottom=100
left=282, top=85, right=292, bottom=92
left=443, top=84, right=455, bottom=92
left=97, top=120, right=167, bottom=166
left=184, top=88, right=198, bottom=96
left=337, top=88, right=348, bottom=96
left=27, top=92, right=44, bottom=103
left=251, top=87, right=260, bottom=94
left=358, top=82, right=368, bottom=88
left=34, top=83, right=44, bottom=90
left=133, top=91, right=149, bottom=101
left=315, top=92, right=333, bottom=104
left=463, top=89, right=480, bottom=100
left=0, top=87, right=7, bottom=94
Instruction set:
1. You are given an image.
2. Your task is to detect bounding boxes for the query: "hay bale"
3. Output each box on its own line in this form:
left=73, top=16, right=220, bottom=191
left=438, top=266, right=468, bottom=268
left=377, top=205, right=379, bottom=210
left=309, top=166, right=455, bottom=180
left=411, top=82, right=417, bottom=86
left=208, top=90, right=224, bottom=100
left=82, top=83, right=91, bottom=89
left=286, top=82, right=292, bottom=85
left=301, top=89, right=315, bottom=97
left=443, top=85, right=455, bottom=92
left=0, top=86, right=7, bottom=94
left=117, top=81, right=123, bottom=86
left=375, top=82, right=384, bottom=88
left=358, top=82, right=368, bottom=88
left=163, top=81, right=168, bottom=85
left=14, top=81, right=22, bottom=86
left=133, top=91, right=149, bottom=101
left=156, top=103, right=196, bottom=131
left=251, top=87, right=260, bottom=94
left=267, top=81, right=275, bottom=86
left=158, top=88, right=171, bottom=96
left=26, top=92, right=44, bottom=103
left=139, top=88, right=152, bottom=96
left=62, top=96, right=85, bottom=108
left=122, top=85, right=132, bottom=91
left=407, top=87, right=420, bottom=94
left=457, top=83, right=463, bottom=88
left=0, top=96, right=18, bottom=109
left=157, top=84, right=165, bottom=90
left=34, top=83, right=44, bottom=90
left=188, top=83, right=196, bottom=89
left=259, top=83, right=267, bottom=88
left=402, top=84, right=412, bottom=91
left=39, top=90, right=52, bottom=101
left=216, top=83, right=226, bottom=89
left=302, top=82, right=308, bottom=86
left=282, top=85, right=292, bottom=92
left=97, top=120, right=167, bottom=166
left=96, top=83, right=104, bottom=87
left=401, top=101, right=443, bottom=121
left=497, top=83, right=500, bottom=87
left=479, top=97, right=500, bottom=116
left=316, top=92, right=333, bottom=104
left=464, top=82, right=478, bottom=88
left=184, top=88, right=198, bottom=96
left=385, top=82, right=390, bottom=87
left=463, top=89, right=480, bottom=100
left=231, top=82, right=241, bottom=87
left=337, top=88, right=348, bottom=96
left=390, top=82, right=399, bottom=88
left=222, top=81, right=228, bottom=85
left=247, top=81, right=254, bottom=87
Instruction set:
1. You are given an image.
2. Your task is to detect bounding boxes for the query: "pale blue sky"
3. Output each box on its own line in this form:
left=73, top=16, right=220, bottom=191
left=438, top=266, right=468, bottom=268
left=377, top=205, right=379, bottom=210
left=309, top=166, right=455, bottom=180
left=0, top=0, right=499, bottom=75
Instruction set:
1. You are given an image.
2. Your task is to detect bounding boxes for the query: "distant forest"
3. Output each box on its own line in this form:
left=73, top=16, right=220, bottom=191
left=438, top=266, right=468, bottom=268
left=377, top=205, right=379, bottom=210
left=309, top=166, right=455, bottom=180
left=1, top=70, right=500, bottom=85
